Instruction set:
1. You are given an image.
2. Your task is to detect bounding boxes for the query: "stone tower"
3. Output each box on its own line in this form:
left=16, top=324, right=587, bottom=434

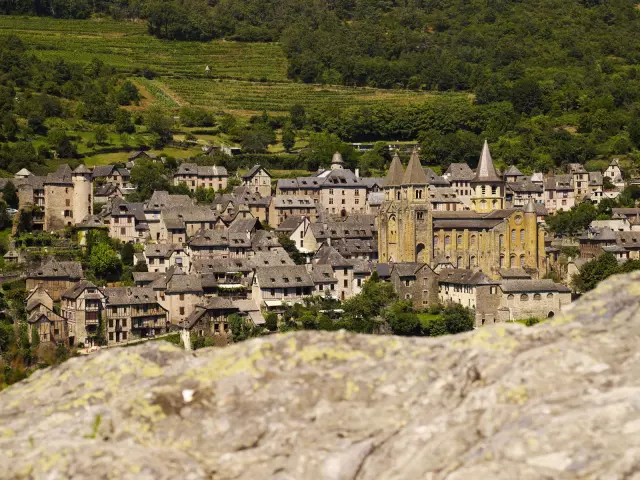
left=470, top=140, right=504, bottom=213
left=524, top=197, right=538, bottom=269
left=330, top=152, right=344, bottom=170
left=378, top=149, right=432, bottom=263
left=72, top=165, right=92, bottom=225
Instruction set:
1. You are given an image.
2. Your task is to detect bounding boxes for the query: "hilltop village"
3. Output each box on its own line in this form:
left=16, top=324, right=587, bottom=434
left=1, top=142, right=633, bottom=352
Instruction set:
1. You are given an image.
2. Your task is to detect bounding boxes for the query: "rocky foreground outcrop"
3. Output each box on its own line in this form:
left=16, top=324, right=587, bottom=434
left=3, top=273, right=640, bottom=479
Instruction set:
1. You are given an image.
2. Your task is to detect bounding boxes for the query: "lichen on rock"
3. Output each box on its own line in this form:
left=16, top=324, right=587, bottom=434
left=3, top=272, right=640, bottom=479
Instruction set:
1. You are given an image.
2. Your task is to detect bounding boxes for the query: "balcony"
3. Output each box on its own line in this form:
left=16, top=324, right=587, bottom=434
left=85, top=318, right=99, bottom=325
left=131, top=308, right=165, bottom=317
left=85, top=305, right=100, bottom=312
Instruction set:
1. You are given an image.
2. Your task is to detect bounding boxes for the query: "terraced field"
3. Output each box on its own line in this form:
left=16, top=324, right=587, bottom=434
left=159, top=77, right=456, bottom=113
left=0, top=16, right=288, bottom=81
left=0, top=15, right=467, bottom=114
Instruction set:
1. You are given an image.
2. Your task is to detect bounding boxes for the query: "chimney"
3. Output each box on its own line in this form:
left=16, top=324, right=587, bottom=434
left=355, top=168, right=360, bottom=178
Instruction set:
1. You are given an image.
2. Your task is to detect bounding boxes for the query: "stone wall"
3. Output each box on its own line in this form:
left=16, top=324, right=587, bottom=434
left=3, top=271, right=640, bottom=478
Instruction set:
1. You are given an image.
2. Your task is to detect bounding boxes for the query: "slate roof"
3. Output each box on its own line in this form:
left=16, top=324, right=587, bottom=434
left=384, top=153, right=405, bottom=187
left=271, top=196, right=315, bottom=208
left=444, top=163, right=475, bottom=181
left=251, top=230, right=281, bottom=250
left=507, top=181, right=543, bottom=194
left=175, top=163, right=228, bottom=176
left=61, top=280, right=99, bottom=300
left=45, top=164, right=73, bottom=185
left=438, top=268, right=499, bottom=286
left=95, top=184, right=121, bottom=197
left=145, top=244, right=182, bottom=258
left=472, top=140, right=501, bottom=183
left=107, top=199, right=147, bottom=221
left=78, top=215, right=107, bottom=228
left=393, top=262, right=430, bottom=277
left=313, top=244, right=354, bottom=267
left=309, top=264, right=338, bottom=284
left=254, top=265, right=314, bottom=288
left=401, top=149, right=429, bottom=185
left=500, top=279, right=571, bottom=293
left=146, top=191, right=193, bottom=210
left=275, top=215, right=306, bottom=233
left=504, top=165, right=523, bottom=176
left=165, top=274, right=203, bottom=294
left=545, top=175, right=574, bottom=191
left=102, top=287, right=161, bottom=305
left=29, top=259, right=83, bottom=279
left=92, top=165, right=115, bottom=178
left=242, top=165, right=270, bottom=180
left=498, top=269, right=531, bottom=279
left=228, top=217, right=258, bottom=234
left=588, top=172, right=603, bottom=186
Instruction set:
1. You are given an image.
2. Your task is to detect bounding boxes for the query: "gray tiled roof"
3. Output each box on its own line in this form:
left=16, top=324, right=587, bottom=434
left=61, top=280, right=100, bottom=300
left=313, top=244, right=354, bottom=267
left=254, top=265, right=314, bottom=288
left=175, top=163, right=228, bottom=176
left=438, top=268, right=498, bottom=286
left=500, top=279, right=571, bottom=293
left=102, top=287, right=161, bottom=305
left=29, top=259, right=83, bottom=279
left=444, top=163, right=475, bottom=181
left=309, top=264, right=338, bottom=284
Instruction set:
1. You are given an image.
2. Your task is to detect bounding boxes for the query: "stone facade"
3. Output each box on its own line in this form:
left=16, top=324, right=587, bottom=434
left=241, top=165, right=272, bottom=198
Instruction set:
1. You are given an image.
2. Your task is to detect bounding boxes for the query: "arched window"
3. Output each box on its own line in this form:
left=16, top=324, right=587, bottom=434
left=457, top=256, right=463, bottom=268
left=481, top=200, right=487, bottom=210
left=433, top=235, right=439, bottom=247
left=470, top=235, right=476, bottom=246
left=415, top=189, right=423, bottom=199
left=520, top=229, right=525, bottom=243
left=405, top=294, right=412, bottom=300
left=500, top=255, right=505, bottom=267
left=396, top=191, right=401, bottom=200
left=499, top=234, right=504, bottom=248
left=511, top=229, right=516, bottom=242
left=507, top=294, right=514, bottom=304
left=520, top=294, right=529, bottom=301
left=534, top=293, right=541, bottom=301
left=510, top=255, right=516, bottom=268
left=445, top=235, right=451, bottom=246
left=470, top=256, right=476, bottom=267
left=547, top=293, right=553, bottom=299
left=520, top=255, right=525, bottom=267
left=457, top=234, right=463, bottom=246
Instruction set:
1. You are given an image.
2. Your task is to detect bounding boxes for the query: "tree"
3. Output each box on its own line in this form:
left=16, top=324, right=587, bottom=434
left=228, top=313, right=260, bottom=342
left=264, top=312, right=278, bottom=331
left=511, top=78, right=544, bottom=114
left=572, top=252, right=620, bottom=292
left=130, top=158, right=170, bottom=200
left=630, top=111, right=640, bottom=149
left=290, top=104, right=305, bottom=129
left=94, top=125, right=108, bottom=144
left=47, top=130, right=77, bottom=158
left=121, top=242, right=134, bottom=266
left=2, top=181, right=18, bottom=209
left=144, top=105, right=174, bottom=146
left=114, top=109, right=135, bottom=134
left=89, top=242, right=122, bottom=282
left=116, top=80, right=141, bottom=105
left=30, top=325, right=40, bottom=348
left=282, top=126, right=295, bottom=152
left=277, top=233, right=306, bottom=265
left=442, top=304, right=474, bottom=334
left=385, top=301, right=421, bottom=336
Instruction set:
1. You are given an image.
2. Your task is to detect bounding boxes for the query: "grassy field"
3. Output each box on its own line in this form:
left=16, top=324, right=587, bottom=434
left=0, top=16, right=288, bottom=81
left=158, top=77, right=457, bottom=113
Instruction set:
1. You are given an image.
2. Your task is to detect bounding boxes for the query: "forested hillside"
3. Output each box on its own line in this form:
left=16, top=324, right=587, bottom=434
left=1, top=0, right=640, bottom=175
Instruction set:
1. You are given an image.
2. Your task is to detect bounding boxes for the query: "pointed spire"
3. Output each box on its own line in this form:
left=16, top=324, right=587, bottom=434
left=401, top=148, right=429, bottom=185
left=472, top=140, right=501, bottom=183
left=524, top=197, right=536, bottom=214
left=384, top=152, right=405, bottom=187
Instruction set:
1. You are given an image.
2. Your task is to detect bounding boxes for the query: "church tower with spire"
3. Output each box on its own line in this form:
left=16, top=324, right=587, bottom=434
left=379, top=149, right=432, bottom=263
left=470, top=140, right=504, bottom=213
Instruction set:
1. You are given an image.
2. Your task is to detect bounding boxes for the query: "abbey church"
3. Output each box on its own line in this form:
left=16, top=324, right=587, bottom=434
left=378, top=141, right=547, bottom=279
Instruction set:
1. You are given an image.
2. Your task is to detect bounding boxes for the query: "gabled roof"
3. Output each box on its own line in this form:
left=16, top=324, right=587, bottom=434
left=242, top=164, right=270, bottom=180
left=401, top=149, right=429, bottom=185
left=504, top=165, right=523, bottom=176
left=500, top=279, right=571, bottom=293
left=102, top=287, right=163, bottom=305
left=444, top=163, right=475, bottom=181
left=384, top=153, right=405, bottom=187
left=313, top=244, right=354, bottom=268
left=472, top=140, right=501, bottom=183
left=61, top=280, right=99, bottom=300
left=275, top=215, right=306, bottom=233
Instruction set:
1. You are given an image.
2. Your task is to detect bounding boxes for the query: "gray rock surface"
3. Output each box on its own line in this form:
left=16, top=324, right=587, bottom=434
left=2, top=271, right=640, bottom=479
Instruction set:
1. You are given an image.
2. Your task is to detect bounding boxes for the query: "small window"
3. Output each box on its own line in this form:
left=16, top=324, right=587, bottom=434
left=534, top=293, right=541, bottom=301
left=520, top=294, right=529, bottom=301
left=179, top=293, right=184, bottom=301
left=179, top=307, right=185, bottom=315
